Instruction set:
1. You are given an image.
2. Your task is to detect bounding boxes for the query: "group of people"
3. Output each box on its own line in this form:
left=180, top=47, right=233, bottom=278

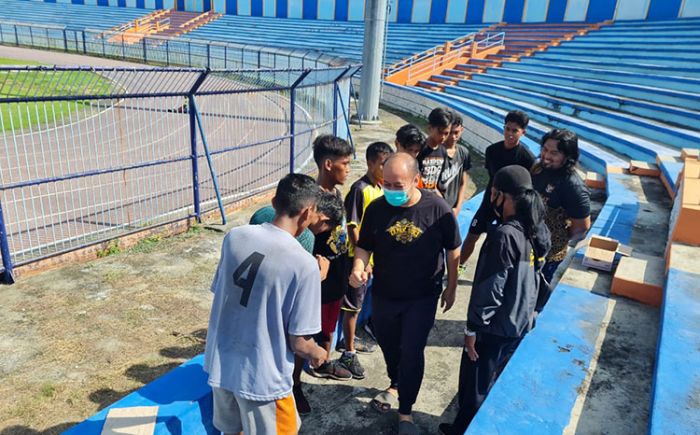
left=202, top=106, right=591, bottom=435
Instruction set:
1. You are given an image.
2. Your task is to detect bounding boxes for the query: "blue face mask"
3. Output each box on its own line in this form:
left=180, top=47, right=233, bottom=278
left=384, top=188, right=410, bottom=207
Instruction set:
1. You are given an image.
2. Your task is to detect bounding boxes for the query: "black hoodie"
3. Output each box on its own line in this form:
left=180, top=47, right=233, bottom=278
left=466, top=219, right=551, bottom=338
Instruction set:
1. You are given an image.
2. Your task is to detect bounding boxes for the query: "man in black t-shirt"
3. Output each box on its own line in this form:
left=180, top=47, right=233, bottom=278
left=532, top=129, right=591, bottom=283
left=460, top=110, right=535, bottom=265
left=439, top=112, right=472, bottom=216
left=350, top=153, right=461, bottom=434
left=418, top=107, right=452, bottom=192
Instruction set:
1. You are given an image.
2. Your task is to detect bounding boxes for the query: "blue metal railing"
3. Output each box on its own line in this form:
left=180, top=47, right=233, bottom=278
left=0, top=65, right=360, bottom=283
left=0, top=20, right=350, bottom=69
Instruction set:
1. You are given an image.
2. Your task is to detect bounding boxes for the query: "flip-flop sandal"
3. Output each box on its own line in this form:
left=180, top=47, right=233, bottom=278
left=398, top=420, right=419, bottom=435
left=370, top=390, right=398, bottom=413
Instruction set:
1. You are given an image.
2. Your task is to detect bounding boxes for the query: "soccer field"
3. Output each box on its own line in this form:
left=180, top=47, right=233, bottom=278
left=0, top=56, right=115, bottom=133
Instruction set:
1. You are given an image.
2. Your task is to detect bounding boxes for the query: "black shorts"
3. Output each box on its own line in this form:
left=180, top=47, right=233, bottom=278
left=468, top=202, right=496, bottom=235
left=342, top=281, right=369, bottom=313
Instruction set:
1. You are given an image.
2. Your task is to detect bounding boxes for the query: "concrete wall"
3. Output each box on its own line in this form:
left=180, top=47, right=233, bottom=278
left=380, top=82, right=500, bottom=155
left=31, top=0, right=700, bottom=22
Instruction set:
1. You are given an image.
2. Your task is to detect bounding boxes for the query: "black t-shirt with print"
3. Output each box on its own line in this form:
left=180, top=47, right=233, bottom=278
left=484, top=141, right=536, bottom=187
left=313, top=189, right=350, bottom=304
left=357, top=190, right=461, bottom=301
left=532, top=165, right=590, bottom=262
left=439, top=144, right=472, bottom=208
left=418, top=145, right=447, bottom=190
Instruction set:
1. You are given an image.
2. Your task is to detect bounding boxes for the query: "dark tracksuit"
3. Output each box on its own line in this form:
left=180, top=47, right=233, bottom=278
left=449, top=219, right=551, bottom=433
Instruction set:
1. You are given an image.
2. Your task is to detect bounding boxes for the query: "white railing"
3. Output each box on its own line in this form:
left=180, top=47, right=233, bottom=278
left=385, top=31, right=506, bottom=83
left=477, top=32, right=506, bottom=51
left=384, top=31, right=478, bottom=77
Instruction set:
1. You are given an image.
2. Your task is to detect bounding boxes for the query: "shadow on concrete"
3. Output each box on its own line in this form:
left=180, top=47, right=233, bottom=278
left=429, top=319, right=466, bottom=348
left=300, top=382, right=460, bottom=435
left=572, top=296, right=659, bottom=435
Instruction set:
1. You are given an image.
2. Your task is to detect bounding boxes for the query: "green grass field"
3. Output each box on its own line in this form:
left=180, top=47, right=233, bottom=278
left=0, top=56, right=115, bottom=133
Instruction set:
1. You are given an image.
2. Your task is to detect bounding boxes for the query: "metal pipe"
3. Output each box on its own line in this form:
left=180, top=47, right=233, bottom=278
left=0, top=201, right=14, bottom=284
left=191, top=96, right=227, bottom=225
left=357, top=0, right=388, bottom=122
left=289, top=69, right=312, bottom=173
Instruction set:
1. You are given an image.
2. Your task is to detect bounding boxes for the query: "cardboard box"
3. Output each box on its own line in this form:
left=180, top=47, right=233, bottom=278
left=611, top=255, right=664, bottom=307
left=585, top=171, right=606, bottom=189
left=582, top=235, right=633, bottom=272
left=629, top=160, right=660, bottom=177
left=681, top=148, right=699, bottom=161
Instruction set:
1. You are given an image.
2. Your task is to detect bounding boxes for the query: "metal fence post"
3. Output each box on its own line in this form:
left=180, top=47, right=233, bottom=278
left=142, top=37, right=147, bottom=63
left=13, top=24, right=18, bottom=46
left=165, top=39, right=170, bottom=66
left=191, top=96, right=227, bottom=225
left=188, top=41, right=192, bottom=67
left=62, top=29, right=68, bottom=52
left=289, top=69, right=312, bottom=173
left=187, top=71, right=209, bottom=222
left=332, top=67, right=352, bottom=137
left=81, top=30, right=86, bottom=54
left=0, top=201, right=14, bottom=284
left=206, top=44, right=211, bottom=69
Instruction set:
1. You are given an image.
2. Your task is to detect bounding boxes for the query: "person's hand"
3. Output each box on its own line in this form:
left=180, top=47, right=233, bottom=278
left=452, top=207, right=460, bottom=217
left=309, top=347, right=328, bottom=369
left=464, top=334, right=478, bottom=362
left=364, top=263, right=373, bottom=279
left=349, top=268, right=368, bottom=288
left=441, top=286, right=456, bottom=313
left=317, top=255, right=330, bottom=281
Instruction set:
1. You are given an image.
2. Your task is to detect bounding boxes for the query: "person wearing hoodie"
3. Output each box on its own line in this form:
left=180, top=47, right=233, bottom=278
left=439, top=165, right=551, bottom=435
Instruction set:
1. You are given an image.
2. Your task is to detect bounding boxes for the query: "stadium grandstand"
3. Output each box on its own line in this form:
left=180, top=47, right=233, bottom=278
left=0, top=0, right=698, bottom=434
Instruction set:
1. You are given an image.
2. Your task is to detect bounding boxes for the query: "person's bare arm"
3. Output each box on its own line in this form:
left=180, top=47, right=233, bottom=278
left=349, top=247, right=371, bottom=288
left=569, top=216, right=591, bottom=243
left=289, top=335, right=327, bottom=368
left=453, top=171, right=470, bottom=216
left=441, top=247, right=460, bottom=312
left=347, top=224, right=360, bottom=247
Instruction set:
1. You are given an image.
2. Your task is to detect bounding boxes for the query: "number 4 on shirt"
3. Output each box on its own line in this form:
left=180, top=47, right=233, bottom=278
left=233, top=252, right=265, bottom=307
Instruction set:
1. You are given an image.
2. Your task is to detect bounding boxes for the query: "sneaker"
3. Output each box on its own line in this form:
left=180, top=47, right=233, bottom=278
left=307, top=360, right=352, bottom=381
left=339, top=351, right=366, bottom=379
left=335, top=335, right=377, bottom=354
left=293, top=385, right=311, bottom=415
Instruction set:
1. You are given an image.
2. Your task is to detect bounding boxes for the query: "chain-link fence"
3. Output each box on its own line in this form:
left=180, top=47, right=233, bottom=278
left=0, top=64, right=360, bottom=283
left=0, top=20, right=349, bottom=69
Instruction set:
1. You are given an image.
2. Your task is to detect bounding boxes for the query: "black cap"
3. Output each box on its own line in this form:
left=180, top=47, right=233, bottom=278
left=493, top=165, right=533, bottom=195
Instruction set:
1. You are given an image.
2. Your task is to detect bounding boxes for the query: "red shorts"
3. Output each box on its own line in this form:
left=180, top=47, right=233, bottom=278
left=318, top=299, right=343, bottom=342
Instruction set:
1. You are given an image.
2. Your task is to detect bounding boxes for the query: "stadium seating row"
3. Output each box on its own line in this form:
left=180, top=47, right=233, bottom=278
left=187, top=14, right=487, bottom=64
left=0, top=0, right=147, bottom=30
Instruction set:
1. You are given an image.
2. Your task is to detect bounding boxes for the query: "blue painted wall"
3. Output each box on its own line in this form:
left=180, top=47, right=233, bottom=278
left=37, top=0, right=697, bottom=22
left=503, top=0, right=525, bottom=23
left=547, top=0, right=568, bottom=21
left=647, top=0, right=682, bottom=20
left=586, top=0, right=616, bottom=22
left=466, top=0, right=486, bottom=23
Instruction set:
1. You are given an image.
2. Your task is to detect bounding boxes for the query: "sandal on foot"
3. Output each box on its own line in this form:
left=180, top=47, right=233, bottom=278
left=370, top=390, right=398, bottom=413
left=398, top=420, right=418, bottom=435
